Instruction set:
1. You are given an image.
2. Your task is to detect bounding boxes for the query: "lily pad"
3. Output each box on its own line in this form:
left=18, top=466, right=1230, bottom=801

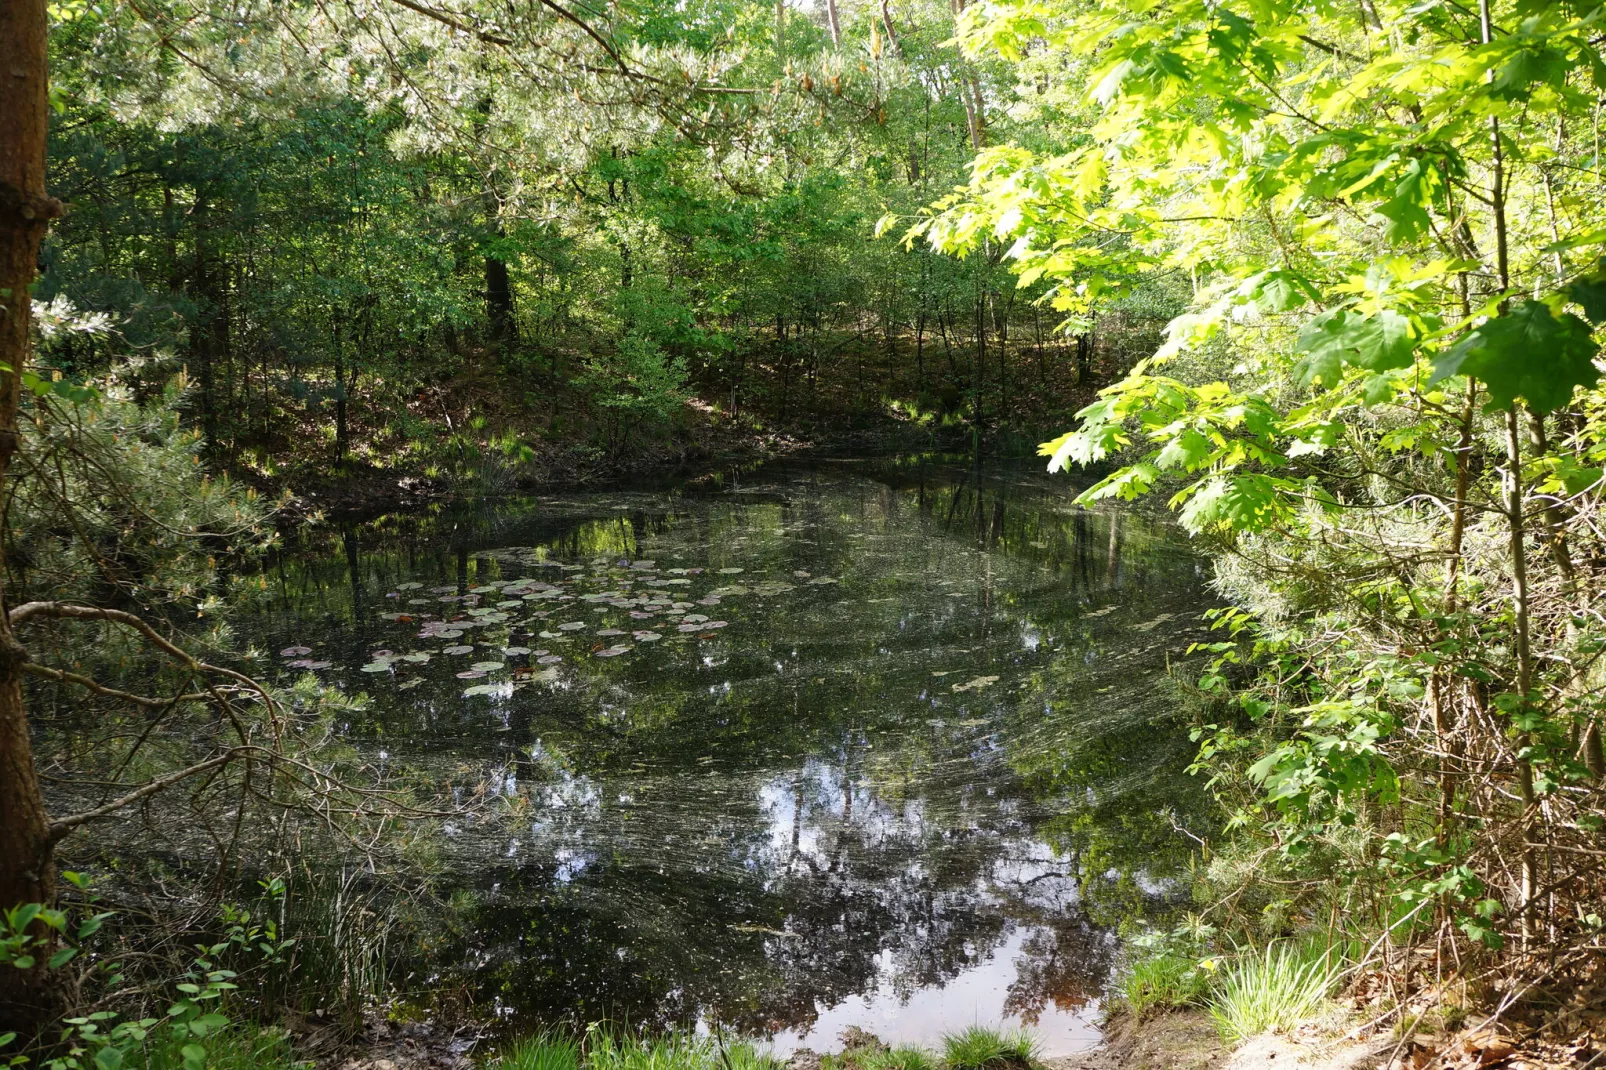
left=469, top=661, right=506, bottom=672
left=397, top=678, right=424, bottom=691
left=280, top=645, right=313, bottom=657
left=462, top=683, right=508, bottom=697
left=397, top=582, right=423, bottom=590
left=361, top=663, right=393, bottom=673
left=633, top=631, right=663, bottom=642
left=502, top=646, right=532, bottom=656
left=594, top=646, right=632, bottom=658
left=558, top=622, right=586, bottom=631
left=442, top=644, right=475, bottom=655
left=952, top=675, right=1000, bottom=693
left=456, top=670, right=487, bottom=680
left=718, top=567, right=744, bottom=574
left=537, top=655, right=564, bottom=665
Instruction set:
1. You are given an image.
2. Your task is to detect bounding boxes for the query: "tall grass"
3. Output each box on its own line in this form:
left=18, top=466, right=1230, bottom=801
left=258, top=869, right=393, bottom=1028
left=1207, top=941, right=1346, bottom=1042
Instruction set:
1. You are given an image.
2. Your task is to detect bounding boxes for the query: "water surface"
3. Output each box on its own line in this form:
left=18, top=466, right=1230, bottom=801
left=252, top=458, right=1213, bottom=1054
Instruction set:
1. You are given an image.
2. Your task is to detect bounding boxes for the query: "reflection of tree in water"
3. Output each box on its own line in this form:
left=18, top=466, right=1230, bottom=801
left=239, top=458, right=1206, bottom=1034
left=448, top=746, right=1064, bottom=1035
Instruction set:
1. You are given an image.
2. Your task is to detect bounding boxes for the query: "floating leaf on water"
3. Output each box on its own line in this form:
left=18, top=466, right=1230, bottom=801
left=397, top=582, right=423, bottom=591
left=361, top=663, right=393, bottom=673
left=280, top=645, right=313, bottom=657
left=538, top=631, right=561, bottom=639
left=442, top=645, right=475, bottom=655
left=558, top=622, right=585, bottom=631
left=697, top=596, right=721, bottom=606
left=793, top=570, right=811, bottom=578
left=808, top=577, right=839, bottom=586
left=537, top=655, right=564, bottom=665
left=951, top=675, right=1000, bottom=693
left=397, top=678, right=424, bottom=690
left=676, top=623, right=701, bottom=633
left=594, top=646, right=632, bottom=658
left=718, top=567, right=744, bottom=575
left=502, top=646, right=532, bottom=656
left=629, top=611, right=655, bottom=619
left=931, top=671, right=952, bottom=677
left=596, top=629, right=626, bottom=637
left=470, top=661, right=505, bottom=672
left=401, top=652, right=432, bottom=663
left=462, top=683, right=509, bottom=697
left=532, top=649, right=550, bottom=657
left=456, top=670, right=487, bottom=679
left=286, top=659, right=332, bottom=670
left=704, top=621, right=729, bottom=629
left=633, top=631, right=663, bottom=642
left=683, top=613, right=709, bottom=624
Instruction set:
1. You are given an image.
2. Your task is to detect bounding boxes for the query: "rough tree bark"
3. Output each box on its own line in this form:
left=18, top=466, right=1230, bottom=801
left=0, top=0, right=72, bottom=1041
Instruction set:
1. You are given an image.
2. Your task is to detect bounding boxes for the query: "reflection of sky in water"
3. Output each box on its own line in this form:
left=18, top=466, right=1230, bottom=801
left=768, top=927, right=1106, bottom=1056
left=241, top=459, right=1212, bottom=1053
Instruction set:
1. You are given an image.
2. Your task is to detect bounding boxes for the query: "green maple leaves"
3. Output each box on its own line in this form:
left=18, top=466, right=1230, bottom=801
left=1430, top=300, right=1601, bottom=414
left=1294, top=308, right=1415, bottom=387
left=1293, top=298, right=1601, bottom=415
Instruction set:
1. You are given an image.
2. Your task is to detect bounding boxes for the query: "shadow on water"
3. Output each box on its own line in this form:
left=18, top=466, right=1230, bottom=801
left=247, top=456, right=1216, bottom=1054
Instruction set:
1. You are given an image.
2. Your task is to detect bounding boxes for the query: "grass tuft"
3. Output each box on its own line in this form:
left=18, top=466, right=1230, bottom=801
left=497, top=1033, right=582, bottom=1070
left=857, top=1047, right=936, bottom=1070
left=1207, top=941, right=1345, bottom=1042
left=940, top=1027, right=1039, bottom=1070
left=1122, top=950, right=1211, bottom=1016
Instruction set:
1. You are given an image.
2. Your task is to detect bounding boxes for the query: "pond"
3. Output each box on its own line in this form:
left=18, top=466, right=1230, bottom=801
left=248, top=457, right=1214, bottom=1056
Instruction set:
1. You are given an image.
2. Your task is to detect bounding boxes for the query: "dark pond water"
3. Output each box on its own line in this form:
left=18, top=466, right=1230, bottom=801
left=248, top=457, right=1214, bottom=1055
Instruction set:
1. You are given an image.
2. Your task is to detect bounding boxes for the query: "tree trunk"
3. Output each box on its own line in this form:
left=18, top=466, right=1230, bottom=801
left=191, top=190, right=223, bottom=450
left=485, top=251, right=515, bottom=343
left=825, top=0, right=842, bottom=47
left=0, top=0, right=73, bottom=1041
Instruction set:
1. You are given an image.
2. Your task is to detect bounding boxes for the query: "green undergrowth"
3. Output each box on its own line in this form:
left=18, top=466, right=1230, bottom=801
left=487, top=1026, right=1041, bottom=1070
left=129, top=1026, right=307, bottom=1070
left=1114, top=926, right=1353, bottom=1043
left=492, top=1029, right=780, bottom=1070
